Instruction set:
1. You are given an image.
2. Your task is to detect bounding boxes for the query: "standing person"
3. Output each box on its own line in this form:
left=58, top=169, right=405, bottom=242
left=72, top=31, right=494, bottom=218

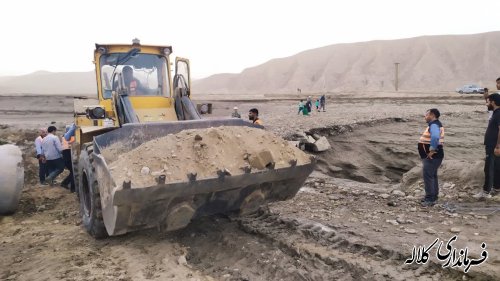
left=320, top=95, right=326, bottom=112
left=60, top=125, right=75, bottom=192
left=41, top=126, right=65, bottom=186
left=298, top=100, right=304, bottom=115
left=248, top=108, right=263, bottom=126
left=484, top=77, right=500, bottom=120
left=473, top=93, right=500, bottom=198
left=315, top=99, right=320, bottom=111
left=305, top=96, right=312, bottom=114
left=417, top=109, right=445, bottom=207
left=35, top=128, right=49, bottom=185
left=302, top=103, right=310, bottom=116
left=231, top=106, right=241, bottom=118
left=483, top=87, right=492, bottom=121
left=63, top=123, right=77, bottom=141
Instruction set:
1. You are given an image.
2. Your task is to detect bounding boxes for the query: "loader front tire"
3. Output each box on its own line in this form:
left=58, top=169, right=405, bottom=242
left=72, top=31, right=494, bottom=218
left=78, top=145, right=107, bottom=239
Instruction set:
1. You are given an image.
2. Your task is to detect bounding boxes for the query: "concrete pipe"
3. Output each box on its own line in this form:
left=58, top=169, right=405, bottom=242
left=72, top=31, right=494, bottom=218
left=0, top=144, right=24, bottom=215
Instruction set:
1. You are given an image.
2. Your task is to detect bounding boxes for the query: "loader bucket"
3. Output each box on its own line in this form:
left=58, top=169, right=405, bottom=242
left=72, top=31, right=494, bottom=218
left=92, top=118, right=315, bottom=236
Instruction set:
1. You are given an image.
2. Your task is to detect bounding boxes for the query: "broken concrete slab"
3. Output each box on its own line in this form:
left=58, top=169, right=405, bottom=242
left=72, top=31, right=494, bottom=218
left=306, top=135, right=316, bottom=144
left=312, top=134, right=322, bottom=140
left=312, top=136, right=331, bottom=152
left=248, top=149, right=275, bottom=170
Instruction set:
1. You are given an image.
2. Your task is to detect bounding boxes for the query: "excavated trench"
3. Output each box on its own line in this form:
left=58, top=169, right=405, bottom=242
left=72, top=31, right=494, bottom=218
left=309, top=117, right=420, bottom=184
left=308, top=112, right=486, bottom=185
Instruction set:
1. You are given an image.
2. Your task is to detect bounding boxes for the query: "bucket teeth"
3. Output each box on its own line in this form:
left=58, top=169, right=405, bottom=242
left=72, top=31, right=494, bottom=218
left=156, top=175, right=166, bottom=184
left=265, top=162, right=275, bottom=170
left=241, top=166, right=252, bottom=174
left=187, top=172, right=197, bottom=182
left=217, top=168, right=231, bottom=179
left=123, top=180, right=131, bottom=189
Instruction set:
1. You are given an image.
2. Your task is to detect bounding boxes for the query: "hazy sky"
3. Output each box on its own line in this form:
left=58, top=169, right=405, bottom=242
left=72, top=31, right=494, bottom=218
left=1, top=0, right=499, bottom=78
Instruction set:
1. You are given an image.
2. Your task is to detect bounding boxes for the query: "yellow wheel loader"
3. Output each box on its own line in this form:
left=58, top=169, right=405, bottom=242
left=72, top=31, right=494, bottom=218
left=72, top=39, right=314, bottom=238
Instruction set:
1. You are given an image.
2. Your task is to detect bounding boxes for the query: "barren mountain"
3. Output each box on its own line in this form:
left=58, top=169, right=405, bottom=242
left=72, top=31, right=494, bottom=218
left=1, top=32, right=499, bottom=96
left=194, top=31, right=500, bottom=94
left=0, top=71, right=94, bottom=96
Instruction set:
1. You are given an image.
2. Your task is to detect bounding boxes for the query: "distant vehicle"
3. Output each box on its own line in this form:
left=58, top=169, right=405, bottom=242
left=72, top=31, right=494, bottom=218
left=456, top=84, right=485, bottom=94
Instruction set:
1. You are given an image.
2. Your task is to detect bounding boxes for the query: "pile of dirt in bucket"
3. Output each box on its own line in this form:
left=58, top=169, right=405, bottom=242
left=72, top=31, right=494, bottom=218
left=106, top=126, right=311, bottom=187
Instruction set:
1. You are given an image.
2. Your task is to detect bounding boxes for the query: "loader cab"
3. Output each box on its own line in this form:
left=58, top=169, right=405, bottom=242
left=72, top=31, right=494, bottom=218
left=74, top=41, right=200, bottom=150
left=93, top=41, right=199, bottom=124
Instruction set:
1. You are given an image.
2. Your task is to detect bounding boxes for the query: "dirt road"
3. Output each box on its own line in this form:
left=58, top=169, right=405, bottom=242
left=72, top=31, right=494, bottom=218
left=1, top=93, right=499, bottom=280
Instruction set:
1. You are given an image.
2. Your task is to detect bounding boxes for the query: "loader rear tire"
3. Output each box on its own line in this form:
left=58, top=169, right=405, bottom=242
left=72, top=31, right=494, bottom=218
left=78, top=144, right=107, bottom=239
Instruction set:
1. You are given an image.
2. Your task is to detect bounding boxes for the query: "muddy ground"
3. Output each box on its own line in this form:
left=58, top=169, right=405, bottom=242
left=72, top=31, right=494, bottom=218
left=1, top=93, right=500, bottom=281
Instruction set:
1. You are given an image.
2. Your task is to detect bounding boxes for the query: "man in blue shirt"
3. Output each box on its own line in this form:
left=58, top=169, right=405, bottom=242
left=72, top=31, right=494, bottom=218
left=64, top=123, right=76, bottom=141
left=417, top=109, right=445, bottom=206
left=41, top=126, right=65, bottom=186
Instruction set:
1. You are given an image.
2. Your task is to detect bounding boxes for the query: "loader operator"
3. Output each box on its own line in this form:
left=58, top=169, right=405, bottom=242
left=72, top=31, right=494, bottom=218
left=122, top=66, right=145, bottom=95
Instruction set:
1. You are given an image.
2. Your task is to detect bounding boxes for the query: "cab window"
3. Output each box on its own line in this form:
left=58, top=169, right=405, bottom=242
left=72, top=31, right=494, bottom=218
left=100, top=53, right=170, bottom=99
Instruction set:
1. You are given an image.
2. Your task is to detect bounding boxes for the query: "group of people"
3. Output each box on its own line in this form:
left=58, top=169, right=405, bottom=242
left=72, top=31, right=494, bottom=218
left=298, top=95, right=326, bottom=115
left=231, top=107, right=263, bottom=126
left=36, top=107, right=261, bottom=193
left=419, top=78, right=500, bottom=207
left=35, top=124, right=76, bottom=192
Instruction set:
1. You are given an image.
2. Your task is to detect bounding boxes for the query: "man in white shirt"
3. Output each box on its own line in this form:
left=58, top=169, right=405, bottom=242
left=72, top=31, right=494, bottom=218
left=483, top=88, right=492, bottom=120
left=41, top=126, right=65, bottom=186
left=35, top=128, right=48, bottom=185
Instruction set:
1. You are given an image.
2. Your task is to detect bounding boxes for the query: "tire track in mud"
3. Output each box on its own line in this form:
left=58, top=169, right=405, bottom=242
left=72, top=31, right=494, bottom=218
left=178, top=216, right=352, bottom=281
left=233, top=209, right=491, bottom=281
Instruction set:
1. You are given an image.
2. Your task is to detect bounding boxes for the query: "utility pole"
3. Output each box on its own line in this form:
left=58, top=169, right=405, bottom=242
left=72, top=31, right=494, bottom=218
left=394, top=62, right=400, bottom=91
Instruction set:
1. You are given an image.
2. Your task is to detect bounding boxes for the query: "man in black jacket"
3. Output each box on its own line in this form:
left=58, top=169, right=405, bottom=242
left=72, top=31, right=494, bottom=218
left=474, top=93, right=500, bottom=199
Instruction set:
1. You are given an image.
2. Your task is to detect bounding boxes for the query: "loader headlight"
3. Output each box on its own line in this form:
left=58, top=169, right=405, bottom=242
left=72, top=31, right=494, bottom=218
left=163, top=47, right=171, bottom=56
left=92, top=107, right=105, bottom=119
left=86, top=106, right=106, bottom=119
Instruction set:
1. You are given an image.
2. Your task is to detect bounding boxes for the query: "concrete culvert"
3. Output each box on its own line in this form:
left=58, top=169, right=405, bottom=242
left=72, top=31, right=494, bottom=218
left=0, top=144, right=24, bottom=215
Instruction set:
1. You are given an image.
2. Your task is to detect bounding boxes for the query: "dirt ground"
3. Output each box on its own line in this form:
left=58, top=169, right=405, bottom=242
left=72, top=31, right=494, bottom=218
left=1, top=93, right=500, bottom=281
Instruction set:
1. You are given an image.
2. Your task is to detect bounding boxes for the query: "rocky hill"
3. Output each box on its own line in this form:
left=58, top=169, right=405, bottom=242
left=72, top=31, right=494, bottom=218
left=194, top=31, right=500, bottom=94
